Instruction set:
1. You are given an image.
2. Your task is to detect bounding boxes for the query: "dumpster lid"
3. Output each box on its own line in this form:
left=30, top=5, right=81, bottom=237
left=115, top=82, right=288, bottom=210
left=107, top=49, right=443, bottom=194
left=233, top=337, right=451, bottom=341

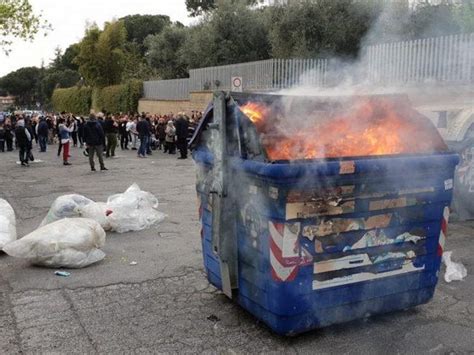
left=189, top=102, right=212, bottom=149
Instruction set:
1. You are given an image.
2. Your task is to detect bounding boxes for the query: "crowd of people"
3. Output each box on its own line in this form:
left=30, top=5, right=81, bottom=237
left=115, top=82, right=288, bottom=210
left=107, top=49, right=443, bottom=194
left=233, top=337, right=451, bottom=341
left=0, top=110, right=202, bottom=171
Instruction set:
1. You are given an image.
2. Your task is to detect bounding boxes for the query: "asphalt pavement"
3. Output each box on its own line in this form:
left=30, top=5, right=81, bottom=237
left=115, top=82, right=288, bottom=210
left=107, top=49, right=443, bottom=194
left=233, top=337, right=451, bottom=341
left=0, top=145, right=473, bottom=354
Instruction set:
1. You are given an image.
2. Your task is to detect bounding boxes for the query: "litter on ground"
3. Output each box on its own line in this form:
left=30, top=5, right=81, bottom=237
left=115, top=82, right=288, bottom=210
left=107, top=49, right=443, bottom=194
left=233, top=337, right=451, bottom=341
left=54, top=271, right=71, bottom=277
left=443, top=251, right=467, bottom=282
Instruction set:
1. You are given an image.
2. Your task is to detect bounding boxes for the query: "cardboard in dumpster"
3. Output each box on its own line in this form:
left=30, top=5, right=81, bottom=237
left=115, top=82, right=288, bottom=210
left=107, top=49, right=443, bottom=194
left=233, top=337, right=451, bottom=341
left=302, top=213, right=394, bottom=239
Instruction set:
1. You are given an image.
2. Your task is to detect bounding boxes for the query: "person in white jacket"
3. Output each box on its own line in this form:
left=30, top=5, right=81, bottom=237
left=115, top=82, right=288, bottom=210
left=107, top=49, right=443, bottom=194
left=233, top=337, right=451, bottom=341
left=58, top=118, right=73, bottom=166
left=126, top=117, right=138, bottom=150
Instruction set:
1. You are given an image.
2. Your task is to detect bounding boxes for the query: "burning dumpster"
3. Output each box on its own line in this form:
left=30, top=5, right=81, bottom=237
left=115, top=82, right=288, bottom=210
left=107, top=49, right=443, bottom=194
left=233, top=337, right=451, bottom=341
left=190, top=92, right=459, bottom=335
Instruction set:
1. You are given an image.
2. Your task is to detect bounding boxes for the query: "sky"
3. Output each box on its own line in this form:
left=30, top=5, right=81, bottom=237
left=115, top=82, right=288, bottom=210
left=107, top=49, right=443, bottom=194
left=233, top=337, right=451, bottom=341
left=0, top=0, right=194, bottom=77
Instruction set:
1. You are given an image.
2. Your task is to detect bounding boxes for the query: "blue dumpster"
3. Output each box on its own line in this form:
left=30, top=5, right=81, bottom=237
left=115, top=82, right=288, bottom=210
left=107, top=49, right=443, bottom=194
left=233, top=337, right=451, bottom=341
left=190, top=92, right=459, bottom=335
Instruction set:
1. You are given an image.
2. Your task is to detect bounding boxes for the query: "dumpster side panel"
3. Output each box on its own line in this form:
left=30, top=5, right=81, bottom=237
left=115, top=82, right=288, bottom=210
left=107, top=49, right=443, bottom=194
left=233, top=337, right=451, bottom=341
left=195, top=154, right=223, bottom=290
left=233, top=153, right=457, bottom=335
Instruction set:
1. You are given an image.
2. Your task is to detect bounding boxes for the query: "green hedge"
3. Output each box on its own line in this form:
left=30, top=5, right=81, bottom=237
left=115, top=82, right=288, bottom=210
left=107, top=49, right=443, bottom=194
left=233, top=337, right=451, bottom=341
left=51, top=87, right=92, bottom=115
left=52, top=80, right=143, bottom=115
left=93, top=80, right=143, bottom=114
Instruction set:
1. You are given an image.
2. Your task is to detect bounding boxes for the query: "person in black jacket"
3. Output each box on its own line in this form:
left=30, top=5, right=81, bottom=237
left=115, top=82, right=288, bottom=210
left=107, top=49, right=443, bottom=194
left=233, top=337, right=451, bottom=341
left=156, top=118, right=166, bottom=151
left=15, top=119, right=31, bottom=166
left=97, top=114, right=107, bottom=149
left=145, top=116, right=153, bottom=155
left=70, top=115, right=78, bottom=147
left=37, top=116, right=49, bottom=152
left=136, top=116, right=151, bottom=158
left=4, top=120, right=13, bottom=151
left=83, top=114, right=108, bottom=171
left=0, top=124, right=5, bottom=152
left=77, top=117, right=85, bottom=148
left=24, top=117, right=35, bottom=162
left=104, top=115, right=118, bottom=158
left=118, top=117, right=129, bottom=150
left=31, top=119, right=38, bottom=144
left=175, top=114, right=189, bottom=159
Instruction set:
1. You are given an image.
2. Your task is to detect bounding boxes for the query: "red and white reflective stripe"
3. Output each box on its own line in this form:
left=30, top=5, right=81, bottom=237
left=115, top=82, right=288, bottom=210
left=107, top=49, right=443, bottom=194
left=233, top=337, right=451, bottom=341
left=269, top=222, right=297, bottom=282
left=438, top=206, right=449, bottom=256
left=268, top=221, right=312, bottom=282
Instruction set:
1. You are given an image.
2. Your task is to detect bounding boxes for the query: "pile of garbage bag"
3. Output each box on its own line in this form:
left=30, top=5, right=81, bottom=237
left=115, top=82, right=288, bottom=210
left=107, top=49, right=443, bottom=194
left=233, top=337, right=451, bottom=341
left=76, top=202, right=112, bottom=231
left=0, top=184, right=165, bottom=269
left=39, top=184, right=164, bottom=234
left=3, top=218, right=106, bottom=268
left=40, top=194, right=94, bottom=226
left=0, top=199, right=16, bottom=249
left=106, top=183, right=165, bottom=233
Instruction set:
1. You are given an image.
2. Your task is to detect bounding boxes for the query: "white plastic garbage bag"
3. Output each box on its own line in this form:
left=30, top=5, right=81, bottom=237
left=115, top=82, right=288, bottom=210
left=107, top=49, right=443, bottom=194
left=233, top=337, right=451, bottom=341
left=106, top=183, right=165, bottom=233
left=3, top=218, right=106, bottom=268
left=442, top=251, right=467, bottom=282
left=107, top=183, right=159, bottom=210
left=0, top=198, right=16, bottom=249
left=76, top=202, right=113, bottom=231
left=40, top=194, right=94, bottom=227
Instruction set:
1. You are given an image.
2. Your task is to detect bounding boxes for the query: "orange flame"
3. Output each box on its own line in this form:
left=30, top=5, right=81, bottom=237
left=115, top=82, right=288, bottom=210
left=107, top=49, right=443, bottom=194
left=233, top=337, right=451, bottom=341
left=240, top=98, right=447, bottom=161
left=240, top=102, right=269, bottom=127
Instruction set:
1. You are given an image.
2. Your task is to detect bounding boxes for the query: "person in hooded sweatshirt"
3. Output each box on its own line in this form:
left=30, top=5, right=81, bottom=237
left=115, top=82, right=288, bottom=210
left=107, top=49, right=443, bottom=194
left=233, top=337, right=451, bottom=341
left=15, top=118, right=31, bottom=167
left=83, top=114, right=108, bottom=172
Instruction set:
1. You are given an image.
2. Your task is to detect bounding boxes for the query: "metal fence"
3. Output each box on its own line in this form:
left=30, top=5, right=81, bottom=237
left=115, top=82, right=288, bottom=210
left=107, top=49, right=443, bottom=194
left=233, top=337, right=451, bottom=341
left=189, top=59, right=274, bottom=91
left=142, top=59, right=328, bottom=100
left=272, top=58, right=328, bottom=88
left=366, top=33, right=474, bottom=84
left=142, top=32, right=474, bottom=100
left=189, top=58, right=328, bottom=92
left=143, top=79, right=190, bottom=100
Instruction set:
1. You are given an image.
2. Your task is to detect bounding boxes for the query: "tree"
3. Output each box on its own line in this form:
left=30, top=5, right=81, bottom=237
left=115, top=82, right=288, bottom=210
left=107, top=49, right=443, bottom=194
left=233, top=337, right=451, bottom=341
left=405, top=2, right=461, bottom=39
left=363, top=1, right=472, bottom=44
left=185, top=0, right=261, bottom=17
left=267, top=0, right=378, bottom=58
left=181, top=1, right=271, bottom=68
left=50, top=47, right=63, bottom=70
left=48, top=44, right=80, bottom=72
left=454, top=0, right=474, bottom=33
left=95, top=20, right=127, bottom=86
left=75, top=21, right=127, bottom=87
left=0, top=0, right=51, bottom=54
left=40, top=69, right=80, bottom=104
left=145, top=24, right=188, bottom=79
left=122, top=42, right=155, bottom=81
left=0, top=66, right=42, bottom=106
left=121, top=14, right=171, bottom=54
left=60, top=43, right=80, bottom=71
left=74, top=24, right=101, bottom=85
left=362, top=1, right=410, bottom=45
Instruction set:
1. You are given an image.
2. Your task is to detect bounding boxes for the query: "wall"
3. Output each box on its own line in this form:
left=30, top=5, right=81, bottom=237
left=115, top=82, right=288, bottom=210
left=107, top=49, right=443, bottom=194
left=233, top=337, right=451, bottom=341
left=138, top=91, right=213, bottom=115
